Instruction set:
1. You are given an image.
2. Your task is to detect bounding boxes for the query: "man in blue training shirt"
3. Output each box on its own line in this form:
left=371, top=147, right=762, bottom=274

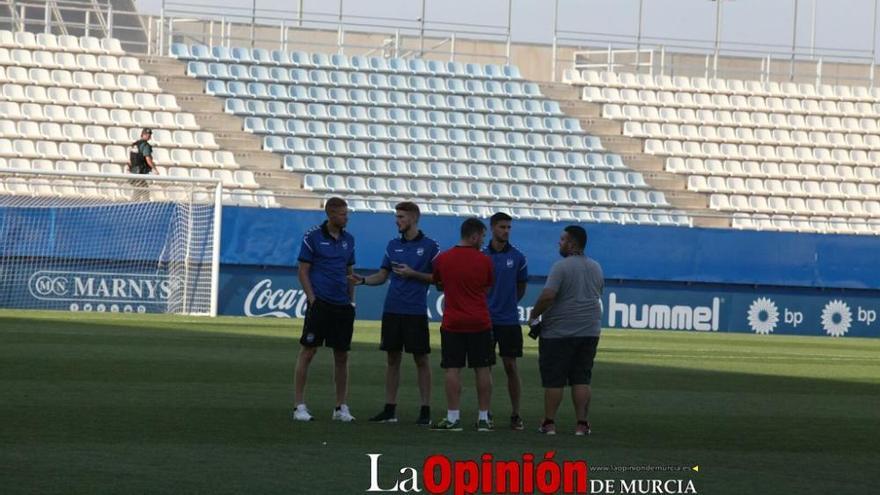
left=293, top=197, right=357, bottom=423
left=483, top=212, right=529, bottom=430
left=351, top=202, right=440, bottom=426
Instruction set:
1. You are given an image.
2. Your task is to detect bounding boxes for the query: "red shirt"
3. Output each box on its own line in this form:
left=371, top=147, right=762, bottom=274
left=433, top=246, right=494, bottom=332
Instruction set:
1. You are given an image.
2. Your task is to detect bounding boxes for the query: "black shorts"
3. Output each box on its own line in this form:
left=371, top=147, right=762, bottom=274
left=539, top=336, right=600, bottom=387
left=440, top=329, right=496, bottom=369
left=381, top=312, right=430, bottom=355
left=299, top=299, right=356, bottom=351
left=493, top=324, right=524, bottom=358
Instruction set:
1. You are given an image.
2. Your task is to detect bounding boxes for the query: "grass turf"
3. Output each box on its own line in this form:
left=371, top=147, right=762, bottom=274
left=0, top=310, right=878, bottom=494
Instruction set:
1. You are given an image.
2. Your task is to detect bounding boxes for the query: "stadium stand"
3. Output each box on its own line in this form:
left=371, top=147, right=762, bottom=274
left=0, top=30, right=278, bottom=207
left=169, top=43, right=691, bottom=225
left=565, top=69, right=880, bottom=234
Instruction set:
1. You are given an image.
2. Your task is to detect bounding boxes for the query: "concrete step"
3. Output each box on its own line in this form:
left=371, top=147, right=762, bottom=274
left=234, top=151, right=283, bottom=169
left=275, top=196, right=323, bottom=210
left=155, top=77, right=205, bottom=94
left=665, top=191, right=708, bottom=209
left=175, top=94, right=225, bottom=113
left=693, top=216, right=731, bottom=228
left=620, top=155, right=665, bottom=171
left=188, top=112, right=246, bottom=132
left=214, top=135, right=265, bottom=150
left=640, top=171, right=686, bottom=190
left=580, top=118, right=621, bottom=136
left=560, top=101, right=601, bottom=118
left=539, top=82, right=579, bottom=101
left=596, top=135, right=643, bottom=154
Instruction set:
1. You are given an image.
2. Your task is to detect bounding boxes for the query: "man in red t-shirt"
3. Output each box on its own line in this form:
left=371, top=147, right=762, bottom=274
left=431, top=218, right=495, bottom=431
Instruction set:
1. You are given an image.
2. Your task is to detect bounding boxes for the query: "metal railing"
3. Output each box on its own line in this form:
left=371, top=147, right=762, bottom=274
left=0, top=0, right=150, bottom=52
left=156, top=0, right=512, bottom=64
left=554, top=30, right=878, bottom=87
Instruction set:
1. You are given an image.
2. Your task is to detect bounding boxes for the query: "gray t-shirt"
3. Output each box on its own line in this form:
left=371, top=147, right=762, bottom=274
left=541, top=255, right=604, bottom=338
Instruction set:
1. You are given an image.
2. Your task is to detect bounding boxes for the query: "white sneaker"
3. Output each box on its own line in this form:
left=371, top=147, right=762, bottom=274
left=292, top=405, right=314, bottom=422
left=332, top=405, right=356, bottom=422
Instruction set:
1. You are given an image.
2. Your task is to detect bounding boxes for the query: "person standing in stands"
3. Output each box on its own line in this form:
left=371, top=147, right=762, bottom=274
left=292, top=197, right=357, bottom=423
left=483, top=212, right=529, bottom=430
left=351, top=201, right=440, bottom=426
left=431, top=218, right=495, bottom=432
left=128, top=128, right=157, bottom=201
left=528, top=225, right=604, bottom=436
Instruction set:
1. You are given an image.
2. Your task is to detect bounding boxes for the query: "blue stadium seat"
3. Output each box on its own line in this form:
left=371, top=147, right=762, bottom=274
left=330, top=54, right=350, bottom=69
left=253, top=48, right=272, bottom=65
left=172, top=43, right=192, bottom=59
left=231, top=47, right=254, bottom=64
left=212, top=46, right=234, bottom=63
left=191, top=44, right=212, bottom=60
left=289, top=51, right=312, bottom=68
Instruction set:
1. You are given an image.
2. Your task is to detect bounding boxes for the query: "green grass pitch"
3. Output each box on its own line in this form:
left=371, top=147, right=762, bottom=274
left=1, top=310, right=878, bottom=494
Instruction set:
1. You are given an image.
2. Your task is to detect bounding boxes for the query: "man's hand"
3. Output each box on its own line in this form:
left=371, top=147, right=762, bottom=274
left=392, top=263, right=417, bottom=278
left=306, top=295, right=316, bottom=305
left=151, top=167, right=159, bottom=175
left=348, top=273, right=365, bottom=286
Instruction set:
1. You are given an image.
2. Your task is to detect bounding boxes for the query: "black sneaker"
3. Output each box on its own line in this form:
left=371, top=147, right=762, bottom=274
left=510, top=414, right=524, bottom=431
left=369, top=408, right=398, bottom=423
left=416, top=406, right=432, bottom=426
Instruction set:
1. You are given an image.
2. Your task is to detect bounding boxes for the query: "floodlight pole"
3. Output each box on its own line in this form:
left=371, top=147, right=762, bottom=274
left=250, top=0, right=256, bottom=48
left=419, top=0, right=426, bottom=58
left=551, top=0, right=558, bottom=81
left=713, top=0, right=722, bottom=78
left=809, top=0, right=817, bottom=59
left=635, top=0, right=644, bottom=73
left=298, top=0, right=304, bottom=26
left=789, top=0, right=799, bottom=81
left=872, top=0, right=878, bottom=87
left=506, top=0, right=512, bottom=64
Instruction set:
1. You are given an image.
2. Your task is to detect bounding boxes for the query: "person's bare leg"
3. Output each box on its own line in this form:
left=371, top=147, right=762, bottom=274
left=544, top=387, right=564, bottom=421
left=571, top=384, right=591, bottom=422
left=502, top=356, right=521, bottom=416
left=333, top=349, right=349, bottom=406
left=385, top=351, right=402, bottom=404
left=414, top=353, right=432, bottom=406
left=445, top=368, right=462, bottom=410
left=294, top=346, right=318, bottom=405
left=475, top=367, right=493, bottom=412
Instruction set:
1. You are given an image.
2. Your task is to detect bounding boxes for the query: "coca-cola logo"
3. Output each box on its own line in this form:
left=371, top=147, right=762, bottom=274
left=243, top=279, right=309, bottom=318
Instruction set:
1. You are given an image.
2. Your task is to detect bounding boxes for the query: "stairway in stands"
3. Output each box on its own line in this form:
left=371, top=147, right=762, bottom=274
left=539, top=82, right=728, bottom=228
left=139, top=56, right=320, bottom=209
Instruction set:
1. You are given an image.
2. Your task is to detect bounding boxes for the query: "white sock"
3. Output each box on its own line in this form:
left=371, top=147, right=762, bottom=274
left=447, top=410, right=460, bottom=422
left=296, top=403, right=307, bottom=411
left=478, top=410, right=489, bottom=421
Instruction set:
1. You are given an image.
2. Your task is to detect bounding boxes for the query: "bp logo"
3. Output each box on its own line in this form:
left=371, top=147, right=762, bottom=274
left=747, top=297, right=779, bottom=335
left=417, top=247, right=425, bottom=256
left=821, top=300, right=852, bottom=337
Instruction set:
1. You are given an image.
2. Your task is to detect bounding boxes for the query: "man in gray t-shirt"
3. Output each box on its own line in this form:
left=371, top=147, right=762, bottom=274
left=528, top=225, right=604, bottom=436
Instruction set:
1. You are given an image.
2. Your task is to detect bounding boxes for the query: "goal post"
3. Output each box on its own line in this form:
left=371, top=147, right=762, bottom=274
left=0, top=168, right=223, bottom=317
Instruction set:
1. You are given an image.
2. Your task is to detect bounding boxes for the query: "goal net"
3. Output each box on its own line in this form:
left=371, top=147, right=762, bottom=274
left=0, top=169, right=222, bottom=316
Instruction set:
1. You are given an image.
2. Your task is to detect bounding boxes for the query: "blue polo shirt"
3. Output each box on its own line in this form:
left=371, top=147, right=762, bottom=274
left=484, top=242, right=528, bottom=325
left=297, top=221, right=355, bottom=305
left=380, top=231, right=440, bottom=315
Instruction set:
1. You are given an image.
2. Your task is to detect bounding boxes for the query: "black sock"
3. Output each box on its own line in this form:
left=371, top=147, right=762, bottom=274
left=419, top=405, right=430, bottom=415
left=385, top=403, right=397, bottom=414
left=542, top=418, right=555, bottom=426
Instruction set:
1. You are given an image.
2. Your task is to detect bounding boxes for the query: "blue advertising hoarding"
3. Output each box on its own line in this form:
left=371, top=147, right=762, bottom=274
left=219, top=265, right=880, bottom=338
